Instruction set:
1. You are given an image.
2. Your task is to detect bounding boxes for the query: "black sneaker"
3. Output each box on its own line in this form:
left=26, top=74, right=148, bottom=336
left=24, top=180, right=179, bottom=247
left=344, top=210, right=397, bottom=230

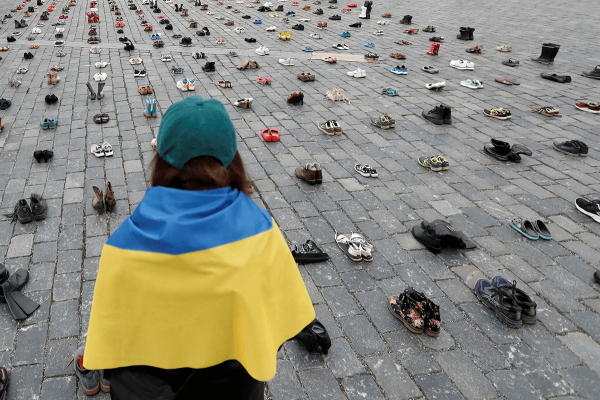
left=422, top=105, right=445, bottom=125
left=349, top=22, right=361, bottom=27
left=329, top=0, right=337, bottom=3
left=30, top=194, right=47, bottom=221
left=5, top=199, right=33, bottom=223
left=329, top=15, right=341, bottom=20
left=575, top=140, right=589, bottom=156
left=442, top=105, right=452, bottom=124
left=475, top=278, right=523, bottom=328
left=553, top=140, right=581, bottom=156
left=292, top=24, right=304, bottom=30
left=575, top=198, right=600, bottom=223
left=492, top=276, right=537, bottom=324
left=291, top=240, right=330, bottom=263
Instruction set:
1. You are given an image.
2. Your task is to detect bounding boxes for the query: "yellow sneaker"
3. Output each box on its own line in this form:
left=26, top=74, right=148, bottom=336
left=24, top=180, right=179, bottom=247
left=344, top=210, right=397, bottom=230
left=286, top=30, right=291, bottom=40
left=435, top=155, right=450, bottom=170
left=279, top=30, right=286, bottom=40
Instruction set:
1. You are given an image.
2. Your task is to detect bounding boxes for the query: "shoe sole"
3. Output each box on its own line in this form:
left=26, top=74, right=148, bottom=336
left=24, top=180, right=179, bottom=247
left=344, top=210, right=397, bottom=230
left=581, top=73, right=600, bottom=80
left=574, top=105, right=600, bottom=114
left=475, top=289, right=523, bottom=329
left=552, top=142, right=580, bottom=157
left=387, top=299, right=424, bottom=334
left=422, top=115, right=443, bottom=125
left=575, top=200, right=600, bottom=223
left=318, top=125, right=335, bottom=136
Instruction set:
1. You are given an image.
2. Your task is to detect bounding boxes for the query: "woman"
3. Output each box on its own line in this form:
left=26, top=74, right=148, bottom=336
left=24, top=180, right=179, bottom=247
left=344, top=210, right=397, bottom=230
left=84, top=97, right=316, bottom=399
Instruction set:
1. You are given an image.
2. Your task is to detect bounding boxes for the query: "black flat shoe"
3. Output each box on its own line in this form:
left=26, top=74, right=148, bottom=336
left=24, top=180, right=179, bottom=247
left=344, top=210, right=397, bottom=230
left=540, top=73, right=571, bottom=83
left=45, top=94, right=58, bottom=104
left=42, top=150, right=54, bottom=162
left=33, top=150, right=43, bottom=163
left=295, top=318, right=331, bottom=354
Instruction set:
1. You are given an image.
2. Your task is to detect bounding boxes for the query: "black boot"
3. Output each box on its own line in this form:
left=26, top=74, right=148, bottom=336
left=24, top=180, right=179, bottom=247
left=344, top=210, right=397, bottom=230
left=365, top=1, right=371, bottom=18
left=468, top=27, right=475, bottom=40
left=442, top=105, right=451, bottom=124
left=295, top=319, right=331, bottom=354
left=531, top=43, right=559, bottom=64
left=399, top=15, right=411, bottom=24
left=97, top=82, right=105, bottom=100
left=86, top=82, right=97, bottom=100
left=175, top=4, right=179, bottom=11
left=422, top=105, right=445, bottom=125
left=456, top=27, right=469, bottom=40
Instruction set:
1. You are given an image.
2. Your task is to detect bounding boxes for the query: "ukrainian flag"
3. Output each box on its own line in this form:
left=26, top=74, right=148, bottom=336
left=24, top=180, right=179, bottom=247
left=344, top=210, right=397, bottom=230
left=84, top=186, right=315, bottom=381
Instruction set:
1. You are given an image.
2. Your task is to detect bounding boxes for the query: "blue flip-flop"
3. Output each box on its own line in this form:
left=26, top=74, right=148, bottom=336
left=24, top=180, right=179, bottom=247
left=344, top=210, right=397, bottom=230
left=509, top=218, right=539, bottom=240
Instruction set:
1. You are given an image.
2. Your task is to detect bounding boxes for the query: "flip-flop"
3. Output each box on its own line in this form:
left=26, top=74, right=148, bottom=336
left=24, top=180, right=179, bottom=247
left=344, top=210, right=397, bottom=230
left=495, top=77, right=512, bottom=85
left=505, top=78, right=520, bottom=85
left=261, top=128, right=272, bottom=141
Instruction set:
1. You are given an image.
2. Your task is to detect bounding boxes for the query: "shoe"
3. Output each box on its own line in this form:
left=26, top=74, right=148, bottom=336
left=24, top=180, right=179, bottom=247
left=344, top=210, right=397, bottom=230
left=329, top=14, right=341, bottom=20
left=334, top=231, right=362, bottom=261
left=460, top=79, right=483, bottom=89
left=466, top=45, right=483, bottom=53
left=74, top=347, right=101, bottom=396
left=295, top=319, right=331, bottom=354
left=509, top=218, right=539, bottom=240
left=295, top=162, right=318, bottom=184
left=553, top=140, right=587, bottom=156
left=417, top=156, right=443, bottom=172
left=456, top=26, right=474, bottom=40
left=531, top=43, right=559, bottom=64
left=318, top=121, right=335, bottom=135
left=491, top=277, right=537, bottom=324
left=502, top=58, right=520, bottom=67
left=399, top=14, right=412, bottom=24
left=29, top=194, right=47, bottom=221
left=388, top=288, right=427, bottom=334
left=574, top=102, right=600, bottom=114
left=105, top=182, right=116, bottom=211
left=422, top=105, right=445, bottom=125
left=475, top=279, right=523, bottom=328
left=291, top=240, right=330, bottom=263
left=391, top=65, right=406, bottom=75
left=483, top=108, right=511, bottom=120
left=347, top=68, right=366, bottom=78
left=354, top=163, right=377, bottom=177
left=450, top=59, right=474, bottom=70
left=582, top=65, right=600, bottom=79
left=435, top=155, right=450, bottom=170
left=370, top=115, right=389, bottom=129
left=234, top=98, right=253, bottom=108
left=575, top=198, right=600, bottom=223
left=540, top=73, right=571, bottom=83
left=292, top=23, right=304, bottom=30
left=421, top=66, right=438, bottom=73
left=5, top=199, right=33, bottom=223
left=255, top=45, right=269, bottom=55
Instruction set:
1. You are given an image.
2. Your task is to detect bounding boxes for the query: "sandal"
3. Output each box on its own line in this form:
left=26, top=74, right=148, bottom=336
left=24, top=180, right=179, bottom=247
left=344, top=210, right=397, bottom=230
left=334, top=231, right=362, bottom=261
left=509, top=218, right=539, bottom=240
left=495, top=77, right=513, bottom=85
left=382, top=87, right=398, bottom=96
left=256, top=77, right=272, bottom=85
left=395, top=40, right=411, bottom=45
left=502, top=58, right=520, bottom=67
left=102, top=142, right=114, bottom=156
left=390, top=53, right=406, bottom=59
left=16, top=67, right=28, bottom=74
left=261, top=128, right=272, bottom=141
left=218, top=81, right=232, bottom=88
left=496, top=45, right=512, bottom=52
left=534, top=106, right=559, bottom=117
left=322, top=56, right=337, bottom=63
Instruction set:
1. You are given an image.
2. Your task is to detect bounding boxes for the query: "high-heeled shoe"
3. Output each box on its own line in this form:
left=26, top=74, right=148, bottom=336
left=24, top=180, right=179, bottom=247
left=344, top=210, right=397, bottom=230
left=295, top=318, right=331, bottom=354
left=287, top=92, right=298, bottom=104
left=297, top=91, right=304, bottom=104
left=33, top=150, right=43, bottom=163
left=105, top=182, right=116, bottom=211
left=42, top=150, right=54, bottom=162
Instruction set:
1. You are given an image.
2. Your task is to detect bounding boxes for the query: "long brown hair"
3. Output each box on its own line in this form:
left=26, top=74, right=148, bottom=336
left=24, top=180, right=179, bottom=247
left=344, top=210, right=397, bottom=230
left=151, top=151, right=251, bottom=195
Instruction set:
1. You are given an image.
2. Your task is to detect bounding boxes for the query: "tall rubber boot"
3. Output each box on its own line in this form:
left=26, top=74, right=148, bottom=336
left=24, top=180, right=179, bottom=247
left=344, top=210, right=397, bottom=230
left=86, top=82, right=96, bottom=100
left=427, top=42, right=436, bottom=55
left=358, top=6, right=367, bottom=18
left=97, top=82, right=105, bottom=100
left=531, top=43, right=558, bottom=63
left=143, top=98, right=153, bottom=118
left=151, top=99, right=158, bottom=117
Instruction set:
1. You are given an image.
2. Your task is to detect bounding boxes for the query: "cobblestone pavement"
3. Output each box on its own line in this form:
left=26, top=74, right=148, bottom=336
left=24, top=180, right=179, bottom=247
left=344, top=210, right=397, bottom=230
left=1, top=0, right=600, bottom=398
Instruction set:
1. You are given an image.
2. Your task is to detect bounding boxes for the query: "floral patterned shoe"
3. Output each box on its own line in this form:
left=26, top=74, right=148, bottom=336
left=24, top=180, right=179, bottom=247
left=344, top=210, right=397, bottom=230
left=388, top=287, right=427, bottom=334
left=424, top=299, right=441, bottom=336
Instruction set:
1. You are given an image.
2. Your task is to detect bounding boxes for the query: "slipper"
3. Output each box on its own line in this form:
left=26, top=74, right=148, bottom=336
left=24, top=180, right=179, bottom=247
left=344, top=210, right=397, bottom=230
left=533, top=220, right=552, bottom=240
left=509, top=218, right=539, bottom=240
left=261, top=128, right=272, bottom=141
left=269, top=128, right=280, bottom=141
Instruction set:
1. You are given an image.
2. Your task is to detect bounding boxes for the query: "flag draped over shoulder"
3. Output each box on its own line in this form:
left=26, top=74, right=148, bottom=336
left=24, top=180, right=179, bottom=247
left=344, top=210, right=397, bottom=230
left=84, top=186, right=315, bottom=381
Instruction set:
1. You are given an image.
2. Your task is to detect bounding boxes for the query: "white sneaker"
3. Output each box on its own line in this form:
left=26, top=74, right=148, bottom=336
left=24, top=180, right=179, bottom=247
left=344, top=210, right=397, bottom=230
left=177, top=78, right=189, bottom=91
left=342, top=43, right=350, bottom=49
left=95, top=61, right=110, bottom=68
left=310, top=33, right=322, bottom=39
left=347, top=68, right=366, bottom=78
left=234, top=27, right=245, bottom=33
left=377, top=20, right=389, bottom=25
left=278, top=57, right=294, bottom=65
left=460, top=79, right=483, bottom=89
left=374, top=30, right=383, bottom=35
left=93, top=72, right=108, bottom=81
left=266, top=26, right=277, bottom=31
left=264, top=2, right=274, bottom=6
left=255, top=45, right=269, bottom=55
left=298, top=18, right=310, bottom=22
left=450, top=59, right=474, bottom=70
left=188, top=77, right=196, bottom=91
left=425, top=81, right=446, bottom=90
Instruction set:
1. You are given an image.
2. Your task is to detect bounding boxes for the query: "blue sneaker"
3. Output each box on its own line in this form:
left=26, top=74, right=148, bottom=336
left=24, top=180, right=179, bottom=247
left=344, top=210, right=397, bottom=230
left=253, top=20, right=262, bottom=24
left=475, top=279, right=523, bottom=328
left=340, top=31, right=351, bottom=37
left=491, top=276, right=537, bottom=324
left=391, top=65, right=405, bottom=75
left=74, top=347, right=100, bottom=396
left=302, top=47, right=313, bottom=52
left=286, top=11, right=295, bottom=16
left=364, top=42, right=374, bottom=47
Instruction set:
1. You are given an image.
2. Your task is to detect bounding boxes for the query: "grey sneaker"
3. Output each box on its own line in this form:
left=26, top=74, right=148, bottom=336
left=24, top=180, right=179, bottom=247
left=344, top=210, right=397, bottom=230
left=74, top=347, right=100, bottom=396
left=318, top=121, right=335, bottom=136
left=418, top=156, right=443, bottom=172
left=552, top=140, right=580, bottom=156
left=370, top=115, right=390, bottom=129
left=5, top=199, right=32, bottom=223
left=30, top=194, right=47, bottom=221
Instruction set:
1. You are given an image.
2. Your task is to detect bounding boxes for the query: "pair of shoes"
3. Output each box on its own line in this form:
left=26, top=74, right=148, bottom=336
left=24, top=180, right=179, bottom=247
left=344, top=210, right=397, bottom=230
left=460, top=79, right=483, bottom=89
left=23, top=52, right=33, bottom=59
left=297, top=72, right=315, bottom=81
left=143, top=98, right=158, bottom=118
left=450, top=59, right=474, bottom=70
left=92, top=183, right=116, bottom=212
left=8, top=77, right=22, bottom=87
left=475, top=277, right=536, bottom=328
left=287, top=91, right=304, bottom=104
left=509, top=218, right=552, bottom=240
left=484, top=139, right=531, bottom=162
left=260, top=127, right=280, bottom=142
left=295, top=319, right=331, bottom=354
left=391, top=65, right=407, bottom=74
left=370, top=114, right=395, bottom=129
left=74, top=347, right=110, bottom=395
left=483, top=108, right=511, bottom=120
left=33, top=150, right=54, bottom=163
left=427, top=42, right=440, bottom=55
left=45, top=94, right=59, bottom=104
left=531, top=42, right=559, bottom=64
left=138, top=85, right=154, bottom=95
left=457, top=26, right=475, bottom=40
left=91, top=142, right=114, bottom=158
left=412, top=219, right=476, bottom=253
left=574, top=102, right=600, bottom=114
left=467, top=45, right=483, bottom=53
left=234, top=98, right=253, bottom=108
left=388, top=287, right=440, bottom=336
left=295, top=162, right=322, bottom=184
left=177, top=77, right=196, bottom=91
left=0, top=265, right=40, bottom=320
left=202, top=61, right=216, bottom=72
left=291, top=241, right=329, bottom=263
left=417, top=155, right=449, bottom=171
left=40, top=117, right=58, bottom=129
left=422, top=104, right=451, bottom=125
left=553, top=140, right=588, bottom=156
left=5, top=194, right=47, bottom=223
left=318, top=120, right=342, bottom=135
left=335, top=231, right=373, bottom=261
left=354, top=163, right=377, bottom=177
left=86, top=82, right=105, bottom=100
left=347, top=68, right=366, bottom=77
left=425, top=81, right=445, bottom=91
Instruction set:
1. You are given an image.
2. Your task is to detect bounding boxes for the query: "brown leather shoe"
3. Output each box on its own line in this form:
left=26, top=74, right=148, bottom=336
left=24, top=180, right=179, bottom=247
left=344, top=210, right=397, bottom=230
left=314, top=162, right=323, bottom=183
left=296, top=163, right=317, bottom=184
left=92, top=186, right=104, bottom=212
left=105, top=182, right=116, bottom=211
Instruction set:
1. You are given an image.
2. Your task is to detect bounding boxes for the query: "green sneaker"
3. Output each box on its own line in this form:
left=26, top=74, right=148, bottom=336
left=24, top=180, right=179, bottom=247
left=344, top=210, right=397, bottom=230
left=418, top=155, right=443, bottom=172
left=370, top=115, right=390, bottom=129
left=74, top=347, right=100, bottom=396
left=383, top=113, right=395, bottom=128
left=435, top=155, right=450, bottom=170
left=99, top=369, right=110, bottom=393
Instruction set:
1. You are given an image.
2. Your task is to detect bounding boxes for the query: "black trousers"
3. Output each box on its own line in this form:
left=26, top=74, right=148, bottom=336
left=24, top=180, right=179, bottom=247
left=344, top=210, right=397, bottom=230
left=107, top=361, right=264, bottom=400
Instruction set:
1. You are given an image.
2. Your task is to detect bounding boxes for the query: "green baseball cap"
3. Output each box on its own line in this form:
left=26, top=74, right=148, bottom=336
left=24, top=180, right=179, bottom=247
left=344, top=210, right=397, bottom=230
left=157, top=96, right=237, bottom=169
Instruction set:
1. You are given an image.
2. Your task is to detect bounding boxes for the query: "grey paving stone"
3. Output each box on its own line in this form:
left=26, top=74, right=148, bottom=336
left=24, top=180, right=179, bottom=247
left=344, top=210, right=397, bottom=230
left=321, top=286, right=361, bottom=318
left=365, top=354, right=422, bottom=400
left=384, top=329, right=440, bottom=376
left=285, top=339, right=326, bottom=371
left=355, top=290, right=399, bottom=332
left=13, top=323, right=48, bottom=366
left=559, top=332, right=600, bottom=375
left=560, top=367, right=600, bottom=400
left=298, top=369, right=346, bottom=400
left=435, top=350, right=496, bottom=400
left=519, top=323, right=581, bottom=369
left=416, top=373, right=465, bottom=400
left=445, top=321, right=509, bottom=372
left=44, top=337, right=79, bottom=378
left=460, top=302, right=520, bottom=345
left=326, top=338, right=366, bottom=378
left=7, top=364, right=43, bottom=400
left=339, top=315, right=387, bottom=356
left=268, top=360, right=305, bottom=400
left=41, top=376, right=77, bottom=400
left=487, top=370, right=543, bottom=400
left=342, top=375, right=386, bottom=400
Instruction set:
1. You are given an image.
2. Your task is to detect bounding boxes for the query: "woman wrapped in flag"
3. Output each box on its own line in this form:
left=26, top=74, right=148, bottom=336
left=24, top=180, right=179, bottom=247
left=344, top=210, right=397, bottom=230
left=82, top=97, right=317, bottom=399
